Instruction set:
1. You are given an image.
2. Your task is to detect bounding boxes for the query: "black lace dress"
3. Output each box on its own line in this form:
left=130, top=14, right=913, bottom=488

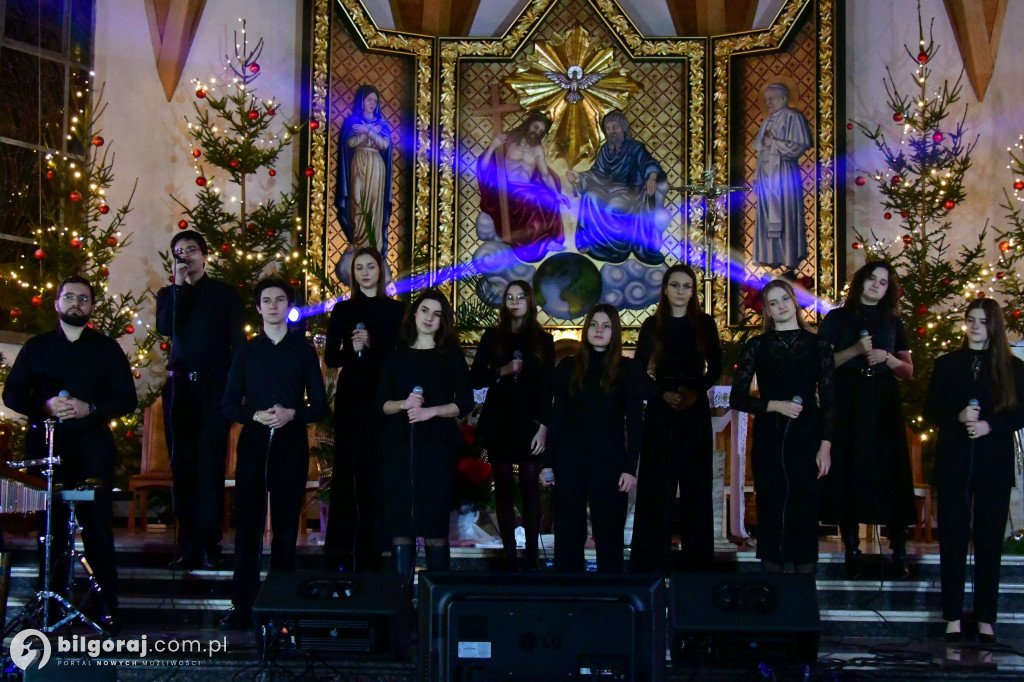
left=730, top=329, right=835, bottom=564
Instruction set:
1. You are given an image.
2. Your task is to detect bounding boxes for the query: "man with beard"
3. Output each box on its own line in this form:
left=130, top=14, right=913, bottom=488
left=567, top=111, right=668, bottom=265
left=156, top=230, right=245, bottom=570
left=3, top=276, right=137, bottom=630
left=478, top=111, right=568, bottom=262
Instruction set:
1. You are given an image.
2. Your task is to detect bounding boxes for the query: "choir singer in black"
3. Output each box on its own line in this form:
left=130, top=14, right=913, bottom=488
left=924, top=299, right=1024, bottom=643
left=3, top=276, right=138, bottom=629
left=218, top=278, right=329, bottom=630
left=156, top=230, right=245, bottom=570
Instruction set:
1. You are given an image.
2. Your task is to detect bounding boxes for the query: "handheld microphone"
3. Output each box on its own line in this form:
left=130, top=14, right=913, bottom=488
left=57, top=389, right=70, bottom=423
left=269, top=403, right=283, bottom=439
left=412, top=386, right=424, bottom=398
left=542, top=469, right=554, bottom=484
left=355, top=322, right=366, bottom=358
left=783, top=396, right=802, bottom=439
left=968, top=398, right=979, bottom=407
left=513, top=350, right=523, bottom=382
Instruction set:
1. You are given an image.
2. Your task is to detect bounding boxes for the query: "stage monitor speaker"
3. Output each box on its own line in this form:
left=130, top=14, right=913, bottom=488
left=252, top=570, right=412, bottom=661
left=418, top=572, right=665, bottom=682
left=669, top=572, right=819, bottom=666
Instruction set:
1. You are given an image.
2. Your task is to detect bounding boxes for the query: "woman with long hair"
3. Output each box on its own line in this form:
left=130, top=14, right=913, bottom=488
left=730, top=279, right=834, bottom=573
left=377, top=289, right=474, bottom=584
left=324, top=246, right=405, bottom=571
left=924, top=299, right=1024, bottom=643
left=541, top=304, right=642, bottom=572
left=470, top=280, right=555, bottom=571
left=630, top=264, right=722, bottom=574
left=818, top=261, right=916, bottom=579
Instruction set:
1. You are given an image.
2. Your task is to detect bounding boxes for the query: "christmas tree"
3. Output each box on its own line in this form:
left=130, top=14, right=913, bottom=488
left=165, top=20, right=304, bottom=334
left=851, top=3, right=986, bottom=439
left=989, top=137, right=1024, bottom=332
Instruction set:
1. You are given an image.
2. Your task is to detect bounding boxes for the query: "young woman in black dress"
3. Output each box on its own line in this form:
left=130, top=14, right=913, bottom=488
left=818, top=261, right=916, bottom=579
left=630, top=263, right=722, bottom=574
left=324, top=246, right=405, bottom=571
left=376, top=290, right=474, bottom=582
left=924, top=299, right=1024, bottom=643
left=470, top=280, right=555, bottom=571
left=541, top=304, right=642, bottom=573
left=730, top=279, right=834, bottom=573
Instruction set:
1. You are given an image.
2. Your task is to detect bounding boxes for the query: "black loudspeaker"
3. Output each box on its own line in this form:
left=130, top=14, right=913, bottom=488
left=418, top=572, right=665, bottom=682
left=669, top=572, right=819, bottom=666
left=252, top=570, right=412, bottom=661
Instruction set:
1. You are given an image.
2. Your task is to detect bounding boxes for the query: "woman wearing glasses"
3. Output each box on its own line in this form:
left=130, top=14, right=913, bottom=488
left=630, top=264, right=722, bottom=574
left=470, top=280, right=555, bottom=571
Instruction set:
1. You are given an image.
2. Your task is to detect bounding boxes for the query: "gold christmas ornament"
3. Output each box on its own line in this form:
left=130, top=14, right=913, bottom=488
left=504, top=26, right=639, bottom=169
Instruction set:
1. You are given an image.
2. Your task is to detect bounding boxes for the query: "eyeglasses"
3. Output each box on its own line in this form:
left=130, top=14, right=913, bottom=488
left=505, top=294, right=527, bottom=302
left=173, top=245, right=200, bottom=256
left=61, top=294, right=92, bottom=304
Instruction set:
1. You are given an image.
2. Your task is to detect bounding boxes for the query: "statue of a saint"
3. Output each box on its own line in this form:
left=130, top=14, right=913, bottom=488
left=566, top=111, right=668, bottom=265
left=336, top=84, right=394, bottom=257
left=478, top=112, right=568, bottom=262
left=752, top=83, right=813, bottom=269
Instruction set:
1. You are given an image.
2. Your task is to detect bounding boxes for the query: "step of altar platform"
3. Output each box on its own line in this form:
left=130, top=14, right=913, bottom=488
left=5, top=534, right=1024, bottom=641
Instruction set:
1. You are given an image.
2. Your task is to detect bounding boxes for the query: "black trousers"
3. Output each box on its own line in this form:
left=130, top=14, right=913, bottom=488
left=631, top=421, right=715, bottom=574
left=163, top=375, right=229, bottom=554
left=324, top=421, right=381, bottom=570
left=36, top=429, right=117, bottom=606
left=938, top=482, right=1011, bottom=623
left=231, top=422, right=309, bottom=611
left=553, top=467, right=627, bottom=573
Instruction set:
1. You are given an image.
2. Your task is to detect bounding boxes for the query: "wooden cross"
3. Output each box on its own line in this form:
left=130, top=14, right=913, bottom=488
left=472, top=84, right=522, bottom=243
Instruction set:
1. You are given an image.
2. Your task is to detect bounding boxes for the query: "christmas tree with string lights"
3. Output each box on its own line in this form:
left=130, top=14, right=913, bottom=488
left=989, top=137, right=1024, bottom=334
left=166, top=20, right=305, bottom=336
left=0, top=82, right=161, bottom=461
left=851, top=3, right=986, bottom=440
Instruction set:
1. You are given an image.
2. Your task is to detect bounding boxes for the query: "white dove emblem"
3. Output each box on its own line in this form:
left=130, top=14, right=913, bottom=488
left=544, top=65, right=606, bottom=104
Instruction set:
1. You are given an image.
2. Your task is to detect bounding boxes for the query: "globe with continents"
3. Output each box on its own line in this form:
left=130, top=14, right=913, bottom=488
left=534, top=252, right=602, bottom=319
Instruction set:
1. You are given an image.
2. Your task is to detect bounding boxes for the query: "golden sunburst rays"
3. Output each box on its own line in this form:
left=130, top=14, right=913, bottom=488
left=504, top=26, right=639, bottom=169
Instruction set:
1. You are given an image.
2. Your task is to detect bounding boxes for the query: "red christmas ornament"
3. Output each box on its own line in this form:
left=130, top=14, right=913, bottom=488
left=289, top=278, right=301, bottom=288
left=247, top=222, right=256, bottom=231
left=891, top=175, right=902, bottom=185
left=902, top=234, right=912, bottom=245
left=267, top=230, right=276, bottom=237
left=177, top=219, right=188, bottom=229
left=999, top=240, right=1011, bottom=252
left=220, top=243, right=231, bottom=253
left=898, top=288, right=905, bottom=298
left=100, top=267, right=109, bottom=278
left=70, top=237, right=83, bottom=249
left=893, top=112, right=904, bottom=122
left=900, top=210, right=909, bottom=218
left=126, top=427, right=136, bottom=437
left=304, top=167, right=315, bottom=177
left=69, top=190, right=83, bottom=202
left=34, top=248, right=47, bottom=260
left=196, top=176, right=207, bottom=187
left=125, top=324, right=135, bottom=334
left=915, top=326, right=927, bottom=337
left=92, top=135, right=104, bottom=147
left=192, top=148, right=201, bottom=158
left=237, top=281, right=246, bottom=289
left=944, top=199, right=956, bottom=209
left=855, top=176, right=866, bottom=186
left=942, top=277, right=951, bottom=286
left=309, top=120, right=320, bottom=130
left=268, top=169, right=276, bottom=177
left=846, top=122, right=853, bottom=130
left=267, top=108, right=276, bottom=117
left=917, top=51, right=928, bottom=63
left=884, top=212, right=892, bottom=220
left=248, top=109, right=259, bottom=120
left=98, top=204, right=110, bottom=214
left=31, top=295, right=42, bottom=307
left=86, top=321, right=94, bottom=329
left=1015, top=180, right=1024, bottom=191
left=107, top=237, right=118, bottom=247
left=160, top=342, right=169, bottom=351
left=10, top=307, right=21, bottom=318
left=1013, top=310, right=1022, bottom=319
left=915, top=304, right=929, bottom=316
left=932, top=132, right=943, bottom=143
left=249, top=62, right=260, bottom=74
left=45, top=170, right=55, bottom=180
left=852, top=242, right=861, bottom=250
left=997, top=272, right=1005, bottom=280
left=230, top=159, right=240, bottom=168
left=196, top=88, right=206, bottom=99
left=978, top=291, right=986, bottom=298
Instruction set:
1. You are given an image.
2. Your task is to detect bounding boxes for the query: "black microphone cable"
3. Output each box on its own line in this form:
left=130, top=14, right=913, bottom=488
left=778, top=396, right=803, bottom=562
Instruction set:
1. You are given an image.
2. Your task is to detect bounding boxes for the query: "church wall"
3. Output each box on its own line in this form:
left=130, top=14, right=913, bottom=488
left=844, top=0, right=1024, bottom=286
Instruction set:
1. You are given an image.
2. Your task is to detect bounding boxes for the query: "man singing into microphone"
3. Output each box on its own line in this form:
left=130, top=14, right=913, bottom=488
left=3, top=276, right=138, bottom=629
left=156, top=230, right=245, bottom=570
left=218, top=278, right=328, bottom=629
